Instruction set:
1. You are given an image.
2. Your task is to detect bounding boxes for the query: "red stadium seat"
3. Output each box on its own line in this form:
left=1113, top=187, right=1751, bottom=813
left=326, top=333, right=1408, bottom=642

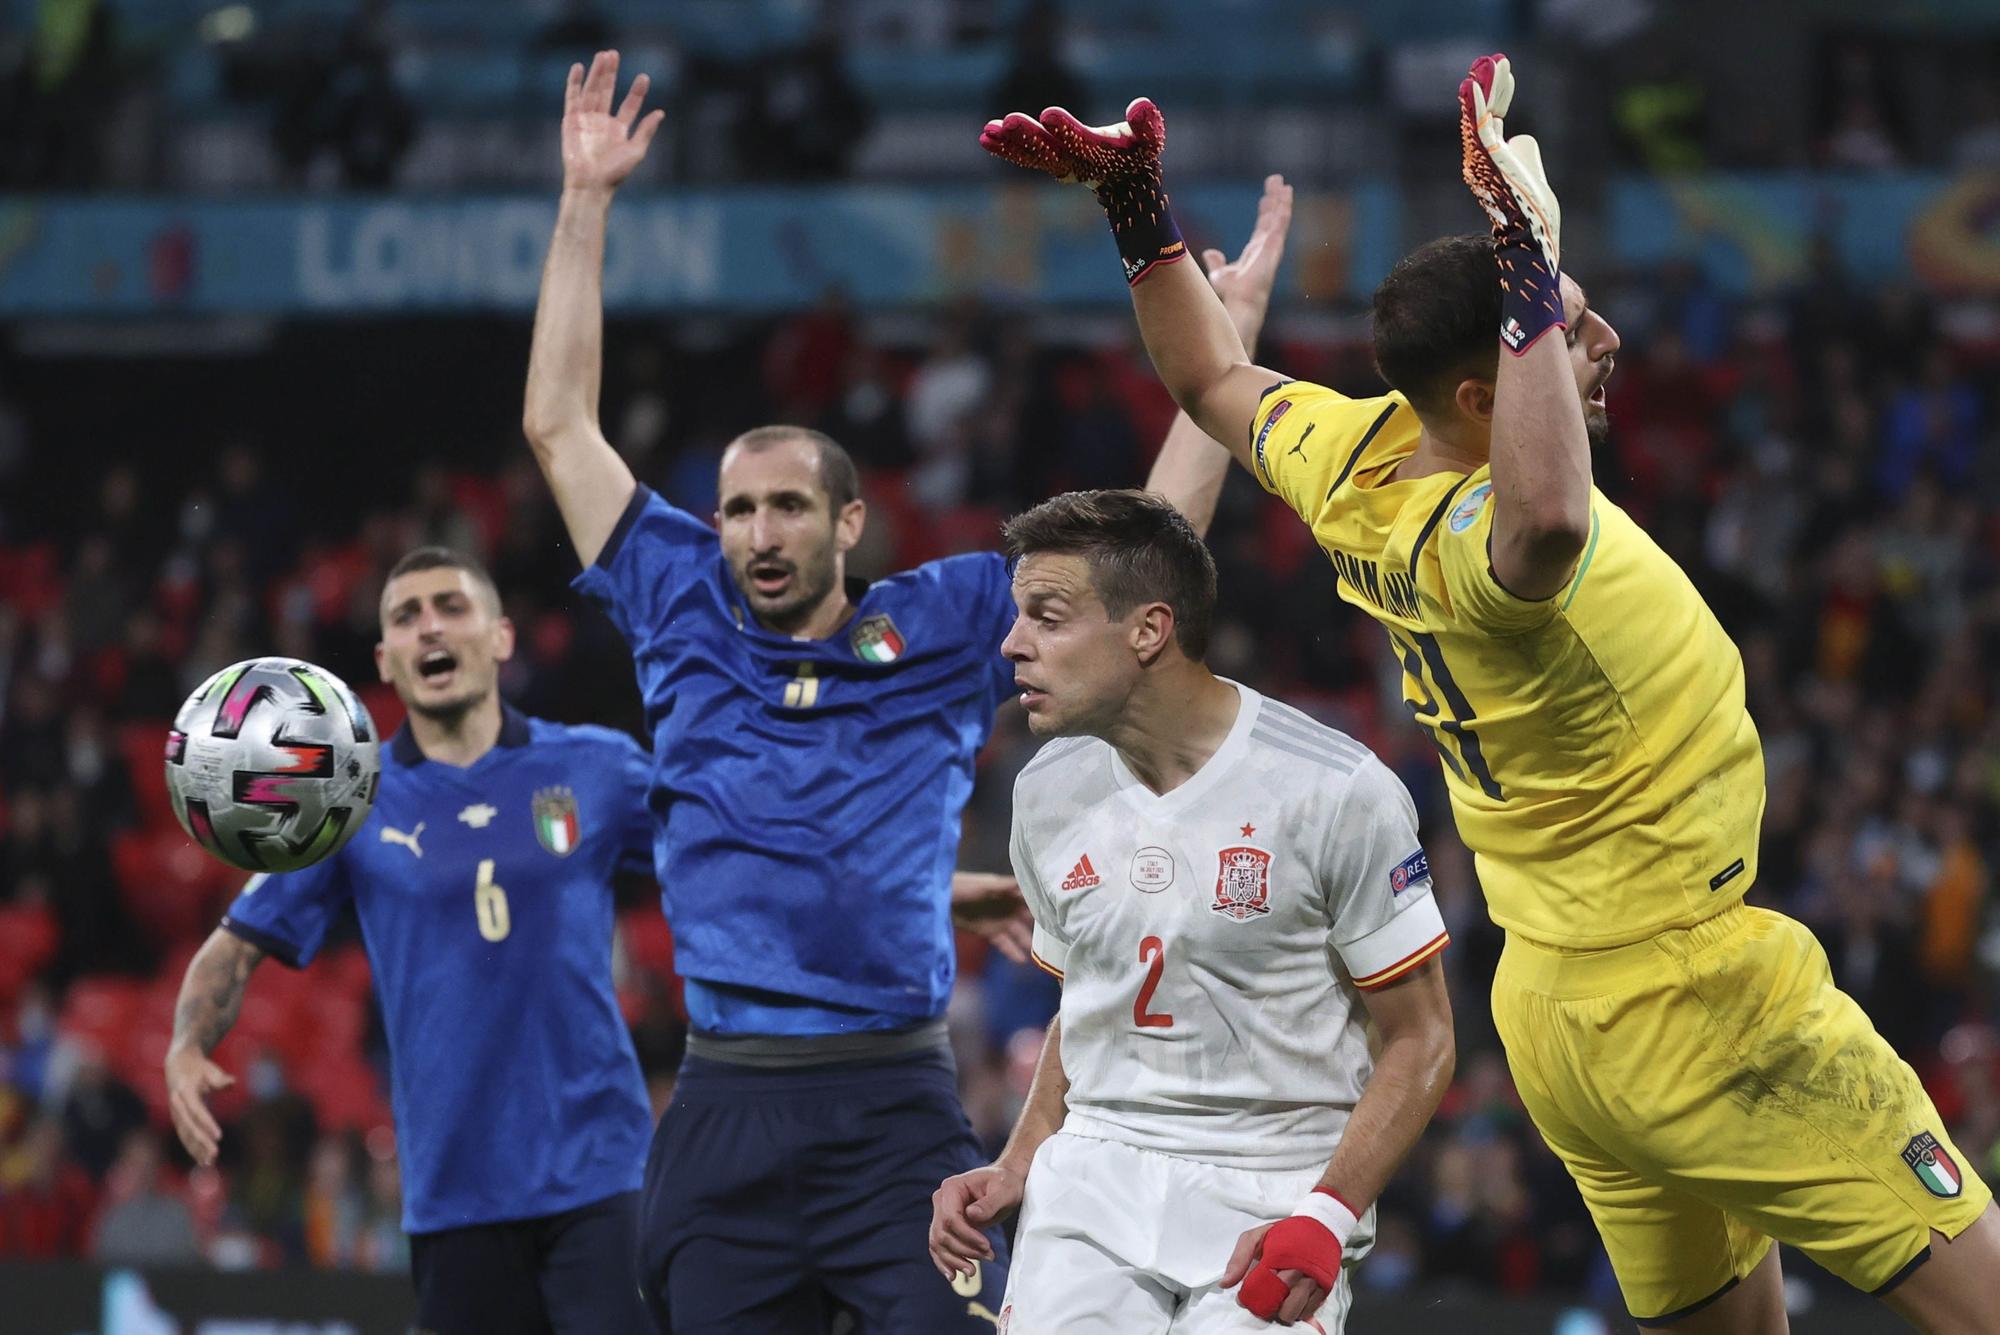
left=58, top=976, right=147, bottom=1056
left=0, top=903, right=59, bottom=1009
left=112, top=826, right=239, bottom=949
left=119, top=721, right=178, bottom=831
left=0, top=543, right=62, bottom=620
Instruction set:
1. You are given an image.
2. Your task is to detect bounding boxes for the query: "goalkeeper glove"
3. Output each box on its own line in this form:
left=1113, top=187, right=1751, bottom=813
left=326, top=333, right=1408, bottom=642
left=980, top=98, right=1187, bottom=285
left=1460, top=54, right=1566, bottom=354
left=1236, top=1188, right=1356, bottom=1322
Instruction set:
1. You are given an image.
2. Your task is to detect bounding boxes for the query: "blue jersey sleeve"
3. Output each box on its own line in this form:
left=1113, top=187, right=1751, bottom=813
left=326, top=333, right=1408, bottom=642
left=612, top=730, right=656, bottom=874
left=220, top=854, right=354, bottom=969
left=571, top=485, right=720, bottom=649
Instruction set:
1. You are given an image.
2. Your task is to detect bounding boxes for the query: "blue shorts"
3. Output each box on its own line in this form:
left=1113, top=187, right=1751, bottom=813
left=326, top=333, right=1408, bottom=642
left=410, top=1190, right=648, bottom=1335
left=637, top=1048, right=1009, bottom=1334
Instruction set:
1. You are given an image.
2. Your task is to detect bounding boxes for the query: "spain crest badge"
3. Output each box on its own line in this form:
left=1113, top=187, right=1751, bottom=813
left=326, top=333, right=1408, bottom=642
left=532, top=786, right=581, bottom=857
left=1212, top=846, right=1272, bottom=920
left=850, top=612, right=906, bottom=664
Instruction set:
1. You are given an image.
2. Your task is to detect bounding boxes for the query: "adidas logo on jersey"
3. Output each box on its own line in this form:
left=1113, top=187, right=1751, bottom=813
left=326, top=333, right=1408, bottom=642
left=1060, top=855, right=1102, bottom=892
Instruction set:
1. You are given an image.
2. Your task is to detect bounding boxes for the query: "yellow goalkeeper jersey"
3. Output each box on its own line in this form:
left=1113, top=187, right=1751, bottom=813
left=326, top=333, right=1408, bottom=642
left=1248, top=380, right=1764, bottom=949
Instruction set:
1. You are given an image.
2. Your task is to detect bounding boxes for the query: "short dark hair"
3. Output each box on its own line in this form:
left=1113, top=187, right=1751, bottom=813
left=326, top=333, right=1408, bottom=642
left=381, top=546, right=501, bottom=616
left=727, top=425, right=861, bottom=511
left=1371, top=234, right=1504, bottom=415
left=1002, top=490, right=1217, bottom=659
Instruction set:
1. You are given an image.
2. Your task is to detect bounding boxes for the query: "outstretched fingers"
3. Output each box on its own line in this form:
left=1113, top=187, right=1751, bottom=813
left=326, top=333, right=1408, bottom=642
left=582, top=49, right=620, bottom=115
left=616, top=71, right=651, bottom=127
left=981, top=111, right=1071, bottom=178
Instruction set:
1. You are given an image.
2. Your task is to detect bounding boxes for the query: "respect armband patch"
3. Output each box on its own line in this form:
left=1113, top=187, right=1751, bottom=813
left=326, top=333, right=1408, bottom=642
left=1252, top=399, right=1292, bottom=483
left=1389, top=849, right=1430, bottom=896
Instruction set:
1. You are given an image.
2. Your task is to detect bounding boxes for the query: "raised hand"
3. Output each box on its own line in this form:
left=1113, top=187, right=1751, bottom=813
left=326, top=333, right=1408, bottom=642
left=1459, top=54, right=1565, bottom=352
left=981, top=97, right=1185, bottom=284
left=1200, top=174, right=1295, bottom=346
left=562, top=50, right=665, bottom=196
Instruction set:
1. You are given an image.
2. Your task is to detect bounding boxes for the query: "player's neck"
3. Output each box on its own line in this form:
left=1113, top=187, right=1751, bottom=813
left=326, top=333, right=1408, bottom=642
left=409, top=696, right=504, bottom=768
left=1103, top=668, right=1240, bottom=797
left=1396, top=426, right=1488, bottom=481
left=762, top=585, right=856, bottom=642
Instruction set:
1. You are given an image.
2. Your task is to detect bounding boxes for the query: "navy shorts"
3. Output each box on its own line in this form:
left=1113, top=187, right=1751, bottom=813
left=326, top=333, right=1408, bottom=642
left=638, top=1048, right=1009, bottom=1334
left=409, top=1189, right=649, bottom=1335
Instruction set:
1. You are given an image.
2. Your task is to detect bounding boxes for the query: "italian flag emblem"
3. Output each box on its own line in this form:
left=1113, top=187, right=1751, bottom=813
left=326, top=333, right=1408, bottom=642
left=533, top=787, right=581, bottom=857
left=850, top=613, right=906, bottom=665
left=1902, top=1132, right=1964, bottom=1198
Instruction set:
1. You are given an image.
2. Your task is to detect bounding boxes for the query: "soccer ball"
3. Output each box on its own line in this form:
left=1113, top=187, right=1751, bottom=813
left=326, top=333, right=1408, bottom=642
left=165, top=657, right=381, bottom=874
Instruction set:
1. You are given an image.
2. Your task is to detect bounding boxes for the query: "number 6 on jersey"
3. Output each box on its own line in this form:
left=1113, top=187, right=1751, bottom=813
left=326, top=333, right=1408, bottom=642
left=475, top=858, right=511, bottom=942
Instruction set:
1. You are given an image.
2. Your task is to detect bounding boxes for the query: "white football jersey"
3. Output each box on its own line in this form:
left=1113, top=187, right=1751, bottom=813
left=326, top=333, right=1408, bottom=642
left=1010, top=681, right=1447, bottom=1172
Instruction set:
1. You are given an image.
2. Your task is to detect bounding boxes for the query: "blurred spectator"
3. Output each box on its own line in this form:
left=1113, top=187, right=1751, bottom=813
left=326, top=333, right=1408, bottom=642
left=0, top=1116, right=97, bottom=1257
left=60, top=1046, right=146, bottom=1180
left=991, top=1, right=1086, bottom=126
left=736, top=30, right=871, bottom=181
left=271, top=0, right=417, bottom=188
left=0, top=0, right=122, bottom=187
left=92, top=1128, right=199, bottom=1265
left=302, top=1133, right=362, bottom=1267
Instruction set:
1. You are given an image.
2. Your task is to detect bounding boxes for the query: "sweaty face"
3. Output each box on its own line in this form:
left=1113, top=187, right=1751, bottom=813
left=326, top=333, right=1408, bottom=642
left=717, top=440, right=852, bottom=635
left=376, top=568, right=513, bottom=722
left=1000, top=553, right=1145, bottom=739
left=1561, top=274, right=1621, bottom=445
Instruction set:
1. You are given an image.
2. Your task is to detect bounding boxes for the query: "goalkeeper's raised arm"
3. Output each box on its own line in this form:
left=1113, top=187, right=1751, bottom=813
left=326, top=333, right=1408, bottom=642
left=981, top=101, right=1283, bottom=470
left=522, top=50, right=663, bottom=568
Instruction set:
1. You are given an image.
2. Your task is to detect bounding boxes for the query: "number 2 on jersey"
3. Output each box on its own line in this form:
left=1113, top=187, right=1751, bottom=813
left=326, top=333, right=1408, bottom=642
left=474, top=858, right=511, bottom=942
left=1387, top=628, right=1502, bottom=798
left=1133, top=936, right=1174, bottom=1029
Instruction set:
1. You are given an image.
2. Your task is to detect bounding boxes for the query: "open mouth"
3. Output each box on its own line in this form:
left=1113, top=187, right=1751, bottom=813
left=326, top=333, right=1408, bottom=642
left=417, top=648, right=459, bottom=686
left=1016, top=679, right=1048, bottom=710
left=1589, top=384, right=1608, bottom=407
left=748, top=561, right=794, bottom=598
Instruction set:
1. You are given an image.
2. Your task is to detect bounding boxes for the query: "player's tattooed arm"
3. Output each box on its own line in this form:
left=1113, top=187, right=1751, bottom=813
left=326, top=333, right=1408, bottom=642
left=1147, top=175, right=1294, bottom=538
left=165, top=927, right=267, bottom=1166
left=523, top=49, right=663, bottom=567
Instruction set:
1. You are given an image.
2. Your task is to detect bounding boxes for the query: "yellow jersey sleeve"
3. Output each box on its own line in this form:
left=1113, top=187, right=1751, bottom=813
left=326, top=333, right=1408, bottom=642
left=1246, top=381, right=1407, bottom=526
left=1434, top=474, right=1590, bottom=636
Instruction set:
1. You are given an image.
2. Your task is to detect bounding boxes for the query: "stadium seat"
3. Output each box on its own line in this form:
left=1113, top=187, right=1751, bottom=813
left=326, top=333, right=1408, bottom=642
left=58, top=975, right=148, bottom=1056
left=0, top=903, right=59, bottom=1010
left=119, top=721, right=178, bottom=831
left=112, top=825, right=239, bottom=949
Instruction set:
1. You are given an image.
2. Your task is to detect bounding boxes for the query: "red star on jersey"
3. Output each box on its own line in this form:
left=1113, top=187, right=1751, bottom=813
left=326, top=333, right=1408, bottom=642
left=1240, top=822, right=1256, bottom=838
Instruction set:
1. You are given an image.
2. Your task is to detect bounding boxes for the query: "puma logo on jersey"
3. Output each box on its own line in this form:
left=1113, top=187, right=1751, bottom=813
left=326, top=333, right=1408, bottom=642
left=1060, top=855, right=1102, bottom=892
left=379, top=822, right=425, bottom=858
left=1288, top=421, right=1316, bottom=460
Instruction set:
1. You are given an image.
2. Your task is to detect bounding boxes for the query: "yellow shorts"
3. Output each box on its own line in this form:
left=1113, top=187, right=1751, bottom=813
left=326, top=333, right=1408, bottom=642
left=1493, top=904, right=1991, bottom=1323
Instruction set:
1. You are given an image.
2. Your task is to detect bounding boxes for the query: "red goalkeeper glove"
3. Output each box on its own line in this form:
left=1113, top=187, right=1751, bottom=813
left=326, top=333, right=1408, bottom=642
left=1236, top=1188, right=1356, bottom=1322
left=1459, top=53, right=1566, bottom=354
left=980, top=98, right=1187, bottom=285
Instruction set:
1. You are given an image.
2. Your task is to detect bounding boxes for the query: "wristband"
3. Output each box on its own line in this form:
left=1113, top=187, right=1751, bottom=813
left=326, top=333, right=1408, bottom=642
left=1496, top=235, right=1566, bottom=354
left=1295, top=1187, right=1360, bottom=1247
left=1100, top=185, right=1186, bottom=286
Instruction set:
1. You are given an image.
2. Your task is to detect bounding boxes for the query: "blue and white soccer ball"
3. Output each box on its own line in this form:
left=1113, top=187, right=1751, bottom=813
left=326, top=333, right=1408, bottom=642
left=165, top=656, right=381, bottom=873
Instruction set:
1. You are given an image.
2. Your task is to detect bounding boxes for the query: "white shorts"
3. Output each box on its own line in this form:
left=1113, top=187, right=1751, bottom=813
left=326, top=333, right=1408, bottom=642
left=996, top=1132, right=1359, bottom=1335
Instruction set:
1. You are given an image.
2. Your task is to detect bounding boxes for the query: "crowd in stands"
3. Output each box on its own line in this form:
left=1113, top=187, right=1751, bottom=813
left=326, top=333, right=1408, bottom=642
left=2, top=238, right=1997, bottom=1307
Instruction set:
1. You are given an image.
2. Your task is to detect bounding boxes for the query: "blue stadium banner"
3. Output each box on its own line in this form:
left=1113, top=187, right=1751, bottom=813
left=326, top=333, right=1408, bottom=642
left=0, top=184, right=1397, bottom=316
left=1607, top=171, right=2000, bottom=295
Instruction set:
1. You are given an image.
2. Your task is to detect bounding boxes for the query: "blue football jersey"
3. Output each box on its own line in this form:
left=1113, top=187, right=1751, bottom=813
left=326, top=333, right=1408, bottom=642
left=221, top=708, right=656, bottom=1234
left=574, top=486, right=1017, bottom=1034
